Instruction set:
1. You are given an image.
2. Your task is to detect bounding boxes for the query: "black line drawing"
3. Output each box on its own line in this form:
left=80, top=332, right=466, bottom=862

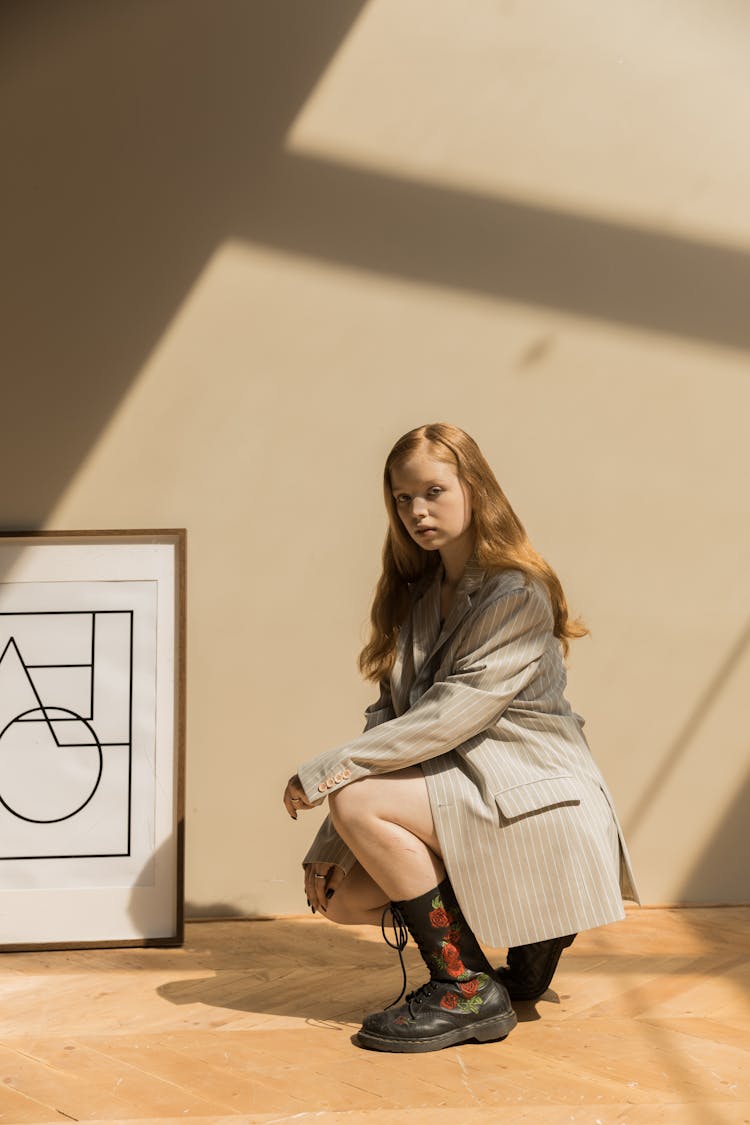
left=0, top=611, right=134, bottom=860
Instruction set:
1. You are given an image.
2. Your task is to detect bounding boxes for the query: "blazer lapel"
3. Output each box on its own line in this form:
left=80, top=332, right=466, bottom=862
left=411, top=571, right=441, bottom=681
left=391, top=572, right=437, bottom=714
left=416, top=562, right=486, bottom=675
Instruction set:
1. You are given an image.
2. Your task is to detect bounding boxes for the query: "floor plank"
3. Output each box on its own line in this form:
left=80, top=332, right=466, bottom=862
left=0, top=907, right=747, bottom=1124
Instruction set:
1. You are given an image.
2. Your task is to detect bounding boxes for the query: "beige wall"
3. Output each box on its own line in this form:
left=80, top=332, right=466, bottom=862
left=3, top=0, right=749, bottom=917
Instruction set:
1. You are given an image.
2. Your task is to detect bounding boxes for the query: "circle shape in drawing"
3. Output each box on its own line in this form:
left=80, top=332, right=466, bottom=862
left=0, top=707, right=103, bottom=823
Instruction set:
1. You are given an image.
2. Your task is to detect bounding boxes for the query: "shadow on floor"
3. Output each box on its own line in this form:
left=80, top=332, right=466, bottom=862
left=153, top=917, right=572, bottom=1026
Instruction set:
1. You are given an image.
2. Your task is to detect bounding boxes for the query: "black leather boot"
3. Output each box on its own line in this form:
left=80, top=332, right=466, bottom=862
left=495, top=934, right=576, bottom=1000
left=355, top=878, right=517, bottom=1053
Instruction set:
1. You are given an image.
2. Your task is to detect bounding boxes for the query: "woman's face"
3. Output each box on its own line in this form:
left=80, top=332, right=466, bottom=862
left=389, top=446, right=473, bottom=558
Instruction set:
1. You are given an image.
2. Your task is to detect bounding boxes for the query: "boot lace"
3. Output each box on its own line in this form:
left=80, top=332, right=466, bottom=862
left=381, top=903, right=409, bottom=1009
left=403, top=979, right=441, bottom=1016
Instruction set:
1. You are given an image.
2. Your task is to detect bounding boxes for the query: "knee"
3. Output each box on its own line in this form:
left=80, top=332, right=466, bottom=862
left=328, top=779, right=367, bottom=833
left=320, top=874, right=381, bottom=927
left=323, top=893, right=365, bottom=926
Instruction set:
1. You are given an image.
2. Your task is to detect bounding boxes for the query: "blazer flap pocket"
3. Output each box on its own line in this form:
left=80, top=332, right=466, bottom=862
left=494, top=774, right=581, bottom=819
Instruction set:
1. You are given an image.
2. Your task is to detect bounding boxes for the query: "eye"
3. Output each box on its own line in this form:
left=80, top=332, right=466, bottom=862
left=428, top=487, right=443, bottom=497
left=395, top=494, right=411, bottom=505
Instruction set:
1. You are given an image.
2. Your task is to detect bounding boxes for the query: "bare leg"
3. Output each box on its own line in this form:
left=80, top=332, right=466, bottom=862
left=323, top=863, right=390, bottom=926
left=328, top=765, right=446, bottom=903
left=320, top=768, right=516, bottom=1054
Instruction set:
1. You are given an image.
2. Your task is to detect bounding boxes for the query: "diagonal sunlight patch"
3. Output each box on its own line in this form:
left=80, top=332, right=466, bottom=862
left=286, top=0, right=750, bottom=250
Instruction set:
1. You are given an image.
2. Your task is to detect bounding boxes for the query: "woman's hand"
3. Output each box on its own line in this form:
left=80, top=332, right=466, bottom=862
left=304, top=862, right=346, bottom=913
left=283, top=774, right=322, bottom=819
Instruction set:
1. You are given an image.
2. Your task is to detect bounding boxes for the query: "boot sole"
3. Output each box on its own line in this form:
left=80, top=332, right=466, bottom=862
left=355, top=1009, right=518, bottom=1054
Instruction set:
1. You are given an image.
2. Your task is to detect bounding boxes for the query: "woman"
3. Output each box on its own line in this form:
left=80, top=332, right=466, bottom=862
left=283, top=423, right=638, bottom=1053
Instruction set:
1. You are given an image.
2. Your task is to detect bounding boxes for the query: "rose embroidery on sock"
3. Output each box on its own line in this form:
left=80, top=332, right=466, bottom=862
left=443, top=942, right=460, bottom=963
left=431, top=941, right=468, bottom=979
left=444, top=941, right=469, bottom=979
left=429, top=894, right=454, bottom=929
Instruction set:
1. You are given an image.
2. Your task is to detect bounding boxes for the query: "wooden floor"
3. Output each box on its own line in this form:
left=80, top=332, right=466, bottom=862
left=0, top=907, right=748, bottom=1125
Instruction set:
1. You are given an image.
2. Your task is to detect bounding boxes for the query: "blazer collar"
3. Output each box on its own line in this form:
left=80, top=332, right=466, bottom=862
left=435, top=560, right=485, bottom=646
left=412, top=560, right=486, bottom=676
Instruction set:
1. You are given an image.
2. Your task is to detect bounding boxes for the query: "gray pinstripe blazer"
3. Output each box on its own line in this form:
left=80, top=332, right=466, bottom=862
left=300, top=564, right=639, bottom=947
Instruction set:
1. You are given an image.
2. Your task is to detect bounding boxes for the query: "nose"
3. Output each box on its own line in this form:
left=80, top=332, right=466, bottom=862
left=412, top=497, right=429, bottom=521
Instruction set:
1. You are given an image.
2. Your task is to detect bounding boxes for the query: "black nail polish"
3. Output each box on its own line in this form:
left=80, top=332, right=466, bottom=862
left=325, top=888, right=335, bottom=900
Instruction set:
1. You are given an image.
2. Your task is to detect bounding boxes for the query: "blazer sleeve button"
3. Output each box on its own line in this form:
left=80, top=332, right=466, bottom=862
left=325, top=777, right=335, bottom=789
left=317, top=782, right=327, bottom=794
left=334, top=773, right=343, bottom=783
left=342, top=768, right=351, bottom=779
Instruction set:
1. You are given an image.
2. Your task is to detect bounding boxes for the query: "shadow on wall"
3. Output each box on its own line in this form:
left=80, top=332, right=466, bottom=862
left=183, top=900, right=266, bottom=921
left=4, top=0, right=750, bottom=529
left=4, top=0, right=749, bottom=913
left=127, top=823, right=185, bottom=945
left=623, top=614, right=750, bottom=904
left=0, top=0, right=367, bottom=525
left=678, top=767, right=750, bottom=904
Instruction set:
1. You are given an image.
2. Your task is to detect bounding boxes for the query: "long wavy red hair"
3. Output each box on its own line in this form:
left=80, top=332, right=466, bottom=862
left=358, top=423, right=588, bottom=683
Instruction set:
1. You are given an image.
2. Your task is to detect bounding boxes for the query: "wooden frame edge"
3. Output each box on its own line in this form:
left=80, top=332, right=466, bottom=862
left=0, top=529, right=187, bottom=952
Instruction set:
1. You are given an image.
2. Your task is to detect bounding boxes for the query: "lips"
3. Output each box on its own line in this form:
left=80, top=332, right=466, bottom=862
left=415, top=526, right=437, bottom=536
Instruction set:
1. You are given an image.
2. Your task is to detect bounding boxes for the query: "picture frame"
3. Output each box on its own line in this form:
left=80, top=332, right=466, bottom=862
left=0, top=529, right=186, bottom=950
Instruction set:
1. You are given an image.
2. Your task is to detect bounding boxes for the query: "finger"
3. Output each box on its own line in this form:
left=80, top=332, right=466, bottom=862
left=308, top=868, right=323, bottom=912
left=283, top=777, right=299, bottom=817
left=305, top=867, right=326, bottom=913
left=303, top=868, right=315, bottom=910
left=310, top=866, right=331, bottom=913
left=287, top=775, right=313, bottom=810
left=284, top=782, right=312, bottom=818
left=326, top=865, right=346, bottom=898
left=287, top=784, right=314, bottom=814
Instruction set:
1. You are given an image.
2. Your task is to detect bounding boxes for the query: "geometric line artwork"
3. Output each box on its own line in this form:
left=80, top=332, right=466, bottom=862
left=0, top=534, right=183, bottom=951
left=0, top=610, right=134, bottom=861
